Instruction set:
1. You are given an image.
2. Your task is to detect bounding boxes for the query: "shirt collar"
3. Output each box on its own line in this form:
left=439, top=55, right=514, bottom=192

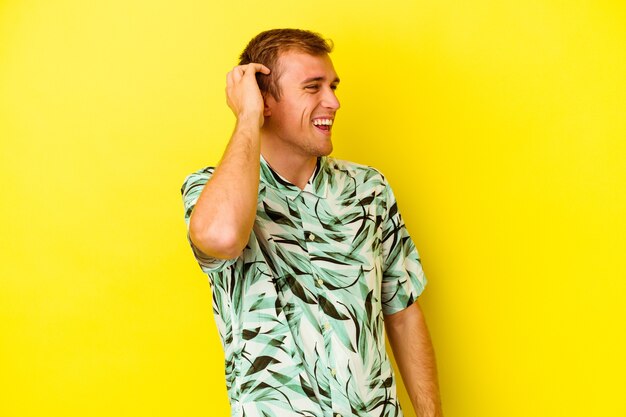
left=260, top=155, right=329, bottom=200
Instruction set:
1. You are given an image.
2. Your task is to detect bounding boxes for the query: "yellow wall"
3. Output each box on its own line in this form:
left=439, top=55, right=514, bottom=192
left=1, top=1, right=625, bottom=416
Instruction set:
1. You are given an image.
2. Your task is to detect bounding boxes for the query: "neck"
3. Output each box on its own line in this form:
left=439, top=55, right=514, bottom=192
left=261, top=142, right=318, bottom=190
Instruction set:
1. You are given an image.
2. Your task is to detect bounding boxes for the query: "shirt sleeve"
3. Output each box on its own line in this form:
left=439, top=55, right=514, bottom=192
left=380, top=179, right=427, bottom=315
left=181, top=169, right=237, bottom=274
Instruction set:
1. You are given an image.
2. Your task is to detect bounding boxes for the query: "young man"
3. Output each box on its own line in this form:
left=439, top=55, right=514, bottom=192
left=182, top=29, right=443, bottom=417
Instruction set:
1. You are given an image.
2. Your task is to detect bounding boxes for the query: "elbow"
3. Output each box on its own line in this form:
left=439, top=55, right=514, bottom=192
left=189, top=219, right=247, bottom=260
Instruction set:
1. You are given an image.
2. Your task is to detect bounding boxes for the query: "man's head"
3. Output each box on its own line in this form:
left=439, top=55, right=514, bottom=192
left=239, top=29, right=333, bottom=101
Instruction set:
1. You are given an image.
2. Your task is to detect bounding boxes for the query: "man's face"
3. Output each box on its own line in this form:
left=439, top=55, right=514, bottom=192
left=262, top=51, right=340, bottom=160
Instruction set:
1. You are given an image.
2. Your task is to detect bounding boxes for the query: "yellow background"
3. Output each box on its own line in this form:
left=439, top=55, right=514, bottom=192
left=1, top=0, right=625, bottom=416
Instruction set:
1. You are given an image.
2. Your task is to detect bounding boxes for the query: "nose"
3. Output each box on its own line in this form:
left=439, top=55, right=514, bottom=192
left=322, top=87, right=340, bottom=110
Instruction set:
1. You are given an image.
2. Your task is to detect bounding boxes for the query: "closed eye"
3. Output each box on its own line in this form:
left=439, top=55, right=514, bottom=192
left=304, top=84, right=338, bottom=92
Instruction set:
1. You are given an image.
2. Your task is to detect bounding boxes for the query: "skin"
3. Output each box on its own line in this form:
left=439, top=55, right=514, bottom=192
left=385, top=302, right=444, bottom=417
left=260, top=51, right=340, bottom=188
left=188, top=50, right=443, bottom=416
left=188, top=62, right=269, bottom=259
left=189, top=52, right=340, bottom=257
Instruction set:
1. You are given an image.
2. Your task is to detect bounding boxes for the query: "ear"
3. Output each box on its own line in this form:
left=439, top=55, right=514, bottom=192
left=263, top=94, right=273, bottom=117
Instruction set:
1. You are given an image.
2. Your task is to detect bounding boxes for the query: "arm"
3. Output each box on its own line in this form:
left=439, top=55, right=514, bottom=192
left=188, top=63, right=270, bottom=259
left=385, top=301, right=443, bottom=417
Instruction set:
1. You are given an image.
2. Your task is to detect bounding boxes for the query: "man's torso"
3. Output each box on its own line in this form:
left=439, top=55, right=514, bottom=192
left=182, top=156, right=426, bottom=417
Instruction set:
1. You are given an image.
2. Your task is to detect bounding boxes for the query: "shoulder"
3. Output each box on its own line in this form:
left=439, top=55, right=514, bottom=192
left=325, top=157, right=389, bottom=186
left=181, top=166, right=216, bottom=196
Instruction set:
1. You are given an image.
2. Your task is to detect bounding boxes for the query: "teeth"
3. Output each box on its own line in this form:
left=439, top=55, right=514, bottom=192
left=313, top=119, right=333, bottom=126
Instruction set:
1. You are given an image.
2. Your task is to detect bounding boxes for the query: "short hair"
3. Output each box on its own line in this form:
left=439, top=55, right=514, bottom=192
left=239, top=29, right=334, bottom=100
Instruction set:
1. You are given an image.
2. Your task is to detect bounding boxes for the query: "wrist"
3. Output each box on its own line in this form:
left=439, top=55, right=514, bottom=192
left=237, top=109, right=263, bottom=126
left=235, top=116, right=262, bottom=136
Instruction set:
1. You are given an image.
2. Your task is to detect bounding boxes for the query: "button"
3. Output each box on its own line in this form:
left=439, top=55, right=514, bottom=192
left=331, top=368, right=337, bottom=376
left=308, top=233, right=315, bottom=241
left=324, top=322, right=331, bottom=331
left=335, top=414, right=342, bottom=417
left=316, top=278, right=324, bottom=286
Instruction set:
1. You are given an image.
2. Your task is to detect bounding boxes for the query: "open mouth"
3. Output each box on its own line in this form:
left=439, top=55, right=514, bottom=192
left=312, top=118, right=333, bottom=134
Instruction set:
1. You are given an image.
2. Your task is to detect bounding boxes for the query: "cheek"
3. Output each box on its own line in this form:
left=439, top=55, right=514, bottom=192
left=298, top=104, right=315, bottom=127
left=300, top=111, right=308, bottom=128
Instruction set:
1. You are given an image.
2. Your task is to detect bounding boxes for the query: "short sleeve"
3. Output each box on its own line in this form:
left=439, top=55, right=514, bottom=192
left=181, top=169, right=237, bottom=274
left=380, top=179, right=427, bottom=315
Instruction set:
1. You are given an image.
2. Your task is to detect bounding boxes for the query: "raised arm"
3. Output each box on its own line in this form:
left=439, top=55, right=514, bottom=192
left=385, top=301, right=443, bottom=417
left=188, top=63, right=270, bottom=259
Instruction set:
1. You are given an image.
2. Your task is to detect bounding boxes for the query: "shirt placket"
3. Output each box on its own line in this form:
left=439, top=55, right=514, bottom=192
left=297, top=192, right=352, bottom=417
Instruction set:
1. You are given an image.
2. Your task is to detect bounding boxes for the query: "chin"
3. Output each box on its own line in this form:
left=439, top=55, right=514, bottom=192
left=317, top=145, right=333, bottom=157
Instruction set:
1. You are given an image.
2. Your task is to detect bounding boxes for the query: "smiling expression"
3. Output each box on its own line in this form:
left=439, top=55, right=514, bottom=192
left=262, top=51, right=341, bottom=162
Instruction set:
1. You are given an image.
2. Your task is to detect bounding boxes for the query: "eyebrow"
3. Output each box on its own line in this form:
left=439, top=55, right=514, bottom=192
left=301, top=76, right=341, bottom=84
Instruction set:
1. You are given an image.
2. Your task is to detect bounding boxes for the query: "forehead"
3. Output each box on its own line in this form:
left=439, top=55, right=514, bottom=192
left=276, top=51, right=338, bottom=83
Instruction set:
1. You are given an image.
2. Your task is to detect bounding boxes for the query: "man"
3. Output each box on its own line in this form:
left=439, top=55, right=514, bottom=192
left=182, top=29, right=442, bottom=417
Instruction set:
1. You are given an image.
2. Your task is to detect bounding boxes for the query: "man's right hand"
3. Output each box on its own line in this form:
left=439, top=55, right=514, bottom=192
left=226, top=63, right=271, bottom=127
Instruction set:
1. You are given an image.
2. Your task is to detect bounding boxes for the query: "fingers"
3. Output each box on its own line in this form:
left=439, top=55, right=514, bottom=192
left=227, top=63, right=270, bottom=80
left=225, top=62, right=270, bottom=96
left=244, top=63, right=271, bottom=75
left=224, top=63, right=270, bottom=124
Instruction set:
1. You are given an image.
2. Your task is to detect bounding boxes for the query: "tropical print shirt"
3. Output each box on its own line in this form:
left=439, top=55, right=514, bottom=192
left=181, top=156, right=427, bottom=417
